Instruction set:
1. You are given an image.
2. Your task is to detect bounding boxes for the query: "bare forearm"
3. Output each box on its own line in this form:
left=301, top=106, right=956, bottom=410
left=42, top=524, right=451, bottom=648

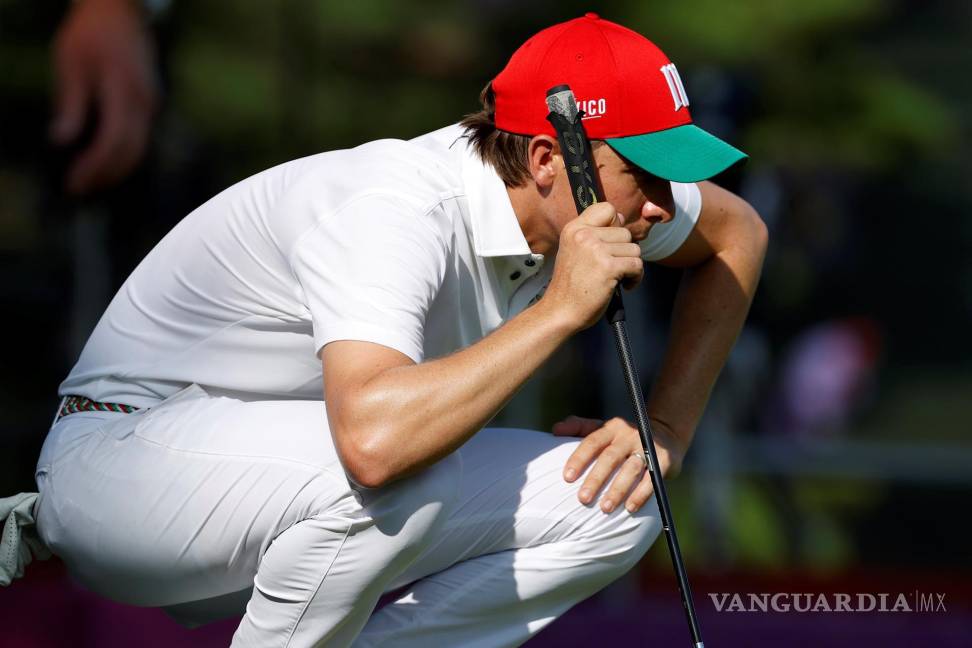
left=648, top=216, right=767, bottom=453
left=344, top=300, right=574, bottom=485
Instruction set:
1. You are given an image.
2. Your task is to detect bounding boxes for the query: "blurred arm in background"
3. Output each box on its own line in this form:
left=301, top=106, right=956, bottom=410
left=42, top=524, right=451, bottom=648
left=49, top=0, right=160, bottom=195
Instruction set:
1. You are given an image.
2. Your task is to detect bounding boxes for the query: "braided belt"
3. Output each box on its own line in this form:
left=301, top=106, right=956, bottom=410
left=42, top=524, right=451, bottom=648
left=57, top=395, right=140, bottom=422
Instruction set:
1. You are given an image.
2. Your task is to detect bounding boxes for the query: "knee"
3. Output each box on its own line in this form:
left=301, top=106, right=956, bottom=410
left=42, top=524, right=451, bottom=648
left=575, top=497, right=663, bottom=579
left=613, top=499, right=663, bottom=571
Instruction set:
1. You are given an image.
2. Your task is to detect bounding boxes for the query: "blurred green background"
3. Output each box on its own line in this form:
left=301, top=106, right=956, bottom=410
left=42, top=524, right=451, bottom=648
left=1, top=0, right=969, bottom=645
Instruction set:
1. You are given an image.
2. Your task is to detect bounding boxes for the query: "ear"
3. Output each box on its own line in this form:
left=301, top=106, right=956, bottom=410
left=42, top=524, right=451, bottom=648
left=526, top=135, right=559, bottom=189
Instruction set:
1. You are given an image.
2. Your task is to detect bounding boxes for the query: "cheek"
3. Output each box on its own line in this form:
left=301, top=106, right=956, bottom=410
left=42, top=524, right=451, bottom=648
left=554, top=188, right=582, bottom=229
left=603, top=178, right=643, bottom=215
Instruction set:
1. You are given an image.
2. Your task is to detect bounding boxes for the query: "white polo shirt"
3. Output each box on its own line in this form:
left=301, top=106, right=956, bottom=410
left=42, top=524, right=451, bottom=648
left=60, top=124, right=701, bottom=407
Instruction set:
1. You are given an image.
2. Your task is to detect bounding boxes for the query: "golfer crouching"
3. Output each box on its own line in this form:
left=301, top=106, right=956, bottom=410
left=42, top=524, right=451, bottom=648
left=2, top=14, right=765, bottom=647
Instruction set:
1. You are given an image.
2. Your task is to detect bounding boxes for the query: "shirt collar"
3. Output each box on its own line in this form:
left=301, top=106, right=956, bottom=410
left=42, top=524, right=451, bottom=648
left=441, top=125, right=548, bottom=312
left=450, top=131, right=535, bottom=259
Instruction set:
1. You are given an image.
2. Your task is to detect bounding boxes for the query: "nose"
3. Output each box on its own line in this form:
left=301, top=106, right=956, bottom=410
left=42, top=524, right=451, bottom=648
left=641, top=196, right=674, bottom=225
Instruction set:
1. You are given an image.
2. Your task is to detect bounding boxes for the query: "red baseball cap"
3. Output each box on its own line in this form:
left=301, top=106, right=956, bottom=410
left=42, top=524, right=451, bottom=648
left=492, top=13, right=747, bottom=183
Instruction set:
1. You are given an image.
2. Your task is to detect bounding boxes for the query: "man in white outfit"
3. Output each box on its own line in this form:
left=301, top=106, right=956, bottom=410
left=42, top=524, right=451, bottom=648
left=8, top=14, right=767, bottom=647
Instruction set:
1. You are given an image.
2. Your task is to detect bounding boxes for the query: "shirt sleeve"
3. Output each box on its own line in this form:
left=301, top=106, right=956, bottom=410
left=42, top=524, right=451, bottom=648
left=638, top=181, right=702, bottom=262
left=289, top=194, right=448, bottom=364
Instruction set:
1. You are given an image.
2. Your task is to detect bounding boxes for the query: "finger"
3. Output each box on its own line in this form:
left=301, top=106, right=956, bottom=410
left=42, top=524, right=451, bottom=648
left=605, top=242, right=643, bottom=258
left=621, top=269, right=643, bottom=291
left=50, top=49, right=90, bottom=144
left=600, top=454, right=646, bottom=513
left=552, top=415, right=603, bottom=438
left=623, top=261, right=645, bottom=291
left=611, top=256, right=645, bottom=285
left=577, top=202, right=618, bottom=228
left=624, top=472, right=657, bottom=513
left=562, top=428, right=611, bottom=482
left=576, top=445, right=627, bottom=505
left=590, top=227, right=633, bottom=244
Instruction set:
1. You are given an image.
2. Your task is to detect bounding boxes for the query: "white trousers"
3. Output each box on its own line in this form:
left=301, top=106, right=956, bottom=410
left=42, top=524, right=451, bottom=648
left=34, top=384, right=661, bottom=647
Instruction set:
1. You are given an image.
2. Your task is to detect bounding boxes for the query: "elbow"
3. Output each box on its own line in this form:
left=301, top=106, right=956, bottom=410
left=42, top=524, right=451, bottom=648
left=741, top=200, right=769, bottom=261
left=335, top=427, right=396, bottom=489
left=328, top=387, right=399, bottom=489
left=754, top=209, right=769, bottom=257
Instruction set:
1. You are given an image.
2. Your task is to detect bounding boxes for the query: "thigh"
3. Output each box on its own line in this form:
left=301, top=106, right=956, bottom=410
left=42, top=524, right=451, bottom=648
left=37, top=385, right=363, bottom=608
left=389, top=427, right=607, bottom=588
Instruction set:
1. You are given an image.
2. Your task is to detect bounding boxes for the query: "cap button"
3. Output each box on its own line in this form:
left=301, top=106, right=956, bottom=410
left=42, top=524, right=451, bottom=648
left=585, top=12, right=599, bottom=19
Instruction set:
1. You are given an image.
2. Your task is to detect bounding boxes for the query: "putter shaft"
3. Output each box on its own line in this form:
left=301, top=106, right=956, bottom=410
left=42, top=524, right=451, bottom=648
left=610, top=318, right=704, bottom=648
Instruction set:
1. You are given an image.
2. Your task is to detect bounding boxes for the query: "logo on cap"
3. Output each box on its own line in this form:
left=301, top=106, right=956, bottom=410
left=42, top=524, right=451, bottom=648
left=660, top=63, right=690, bottom=112
left=577, top=98, right=607, bottom=120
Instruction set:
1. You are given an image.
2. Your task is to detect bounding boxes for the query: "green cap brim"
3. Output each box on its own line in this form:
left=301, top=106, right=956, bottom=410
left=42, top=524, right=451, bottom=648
left=605, top=124, right=748, bottom=183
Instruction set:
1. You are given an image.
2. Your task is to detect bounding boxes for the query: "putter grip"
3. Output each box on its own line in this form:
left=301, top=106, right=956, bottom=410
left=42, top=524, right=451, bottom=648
left=545, top=85, right=625, bottom=324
